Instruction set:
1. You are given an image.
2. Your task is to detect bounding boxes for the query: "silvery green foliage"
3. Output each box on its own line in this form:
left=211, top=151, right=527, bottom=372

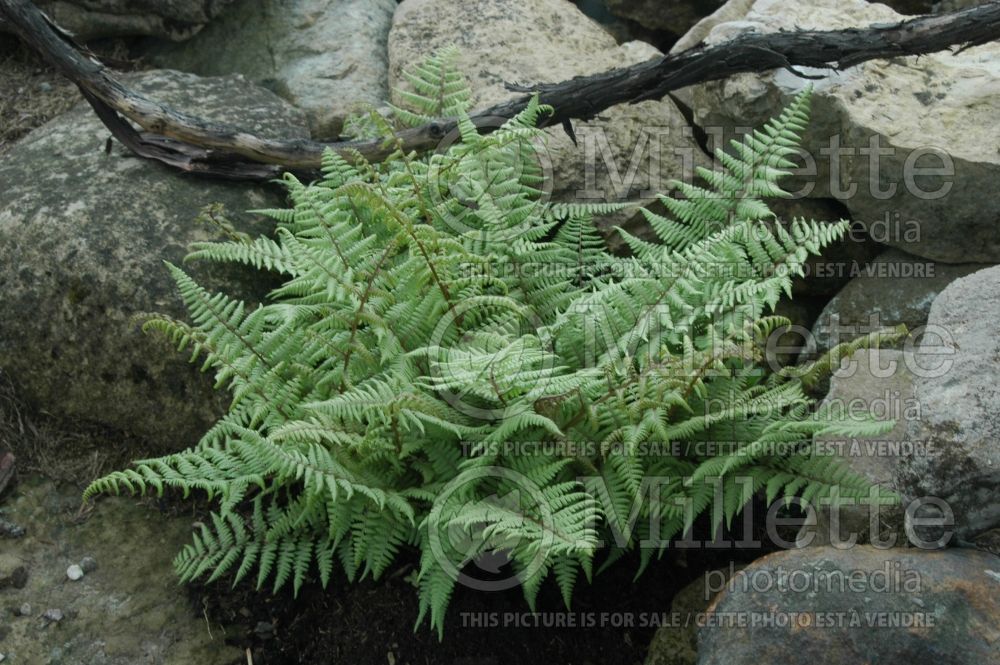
left=87, top=51, right=899, bottom=638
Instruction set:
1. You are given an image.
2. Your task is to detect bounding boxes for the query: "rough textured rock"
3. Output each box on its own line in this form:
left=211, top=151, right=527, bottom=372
left=682, top=0, right=1000, bottom=263
left=699, top=546, right=1000, bottom=665
left=0, top=475, right=240, bottom=664
left=603, top=0, right=725, bottom=36
left=0, top=0, right=235, bottom=41
left=670, top=0, right=754, bottom=53
left=808, top=248, right=991, bottom=353
left=0, top=70, right=308, bottom=449
left=571, top=0, right=673, bottom=47
left=388, top=0, right=709, bottom=214
left=797, top=348, right=916, bottom=548
left=800, top=261, right=1000, bottom=548
left=146, top=0, right=396, bottom=138
left=902, top=266, right=1000, bottom=543
left=646, top=567, right=741, bottom=665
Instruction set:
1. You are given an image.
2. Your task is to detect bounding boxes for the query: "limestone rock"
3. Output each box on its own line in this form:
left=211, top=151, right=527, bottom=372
left=388, top=0, right=709, bottom=216
left=0, top=70, right=309, bottom=449
left=902, top=265, right=1000, bottom=543
left=670, top=0, right=754, bottom=53
left=681, top=0, right=1000, bottom=262
left=0, top=0, right=235, bottom=41
left=799, top=262, right=1000, bottom=548
left=146, top=0, right=397, bottom=138
left=808, top=248, right=991, bottom=353
left=796, top=348, right=916, bottom=548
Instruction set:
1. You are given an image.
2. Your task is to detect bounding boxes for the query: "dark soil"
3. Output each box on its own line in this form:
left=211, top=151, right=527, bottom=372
left=0, top=369, right=151, bottom=483
left=196, top=502, right=795, bottom=665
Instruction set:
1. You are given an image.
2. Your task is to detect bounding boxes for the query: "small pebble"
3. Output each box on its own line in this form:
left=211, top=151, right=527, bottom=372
left=0, top=516, right=25, bottom=538
left=42, top=608, right=63, bottom=622
left=254, top=620, right=275, bottom=640
left=79, top=556, right=97, bottom=573
left=66, top=564, right=84, bottom=581
left=18, top=602, right=31, bottom=617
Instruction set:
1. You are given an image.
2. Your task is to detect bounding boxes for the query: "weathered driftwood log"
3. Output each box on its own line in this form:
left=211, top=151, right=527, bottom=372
left=3, top=0, right=1000, bottom=180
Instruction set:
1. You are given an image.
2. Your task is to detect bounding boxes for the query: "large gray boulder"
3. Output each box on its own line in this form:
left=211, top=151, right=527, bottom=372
left=679, top=0, right=1000, bottom=263
left=388, top=0, right=709, bottom=213
left=808, top=248, right=991, bottom=353
left=0, top=70, right=308, bottom=449
left=146, top=0, right=397, bottom=138
left=797, top=266, right=1000, bottom=548
left=902, top=265, right=1000, bottom=543
left=797, top=348, right=916, bottom=548
left=0, top=0, right=235, bottom=41
left=698, top=546, right=1000, bottom=665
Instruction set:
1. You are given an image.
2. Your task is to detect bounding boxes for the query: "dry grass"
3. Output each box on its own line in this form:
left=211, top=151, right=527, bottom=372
left=0, top=37, right=145, bottom=155
left=0, top=370, right=149, bottom=486
left=0, top=40, right=80, bottom=154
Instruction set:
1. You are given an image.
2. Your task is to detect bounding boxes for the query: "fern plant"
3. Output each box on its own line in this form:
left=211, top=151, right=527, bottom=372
left=86, top=51, right=900, bottom=637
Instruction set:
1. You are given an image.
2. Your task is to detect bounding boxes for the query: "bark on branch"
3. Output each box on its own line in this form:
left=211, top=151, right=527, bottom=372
left=3, top=0, right=1000, bottom=180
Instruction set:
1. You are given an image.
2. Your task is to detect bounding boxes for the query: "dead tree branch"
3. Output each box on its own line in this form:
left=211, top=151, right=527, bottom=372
left=3, top=0, right=1000, bottom=180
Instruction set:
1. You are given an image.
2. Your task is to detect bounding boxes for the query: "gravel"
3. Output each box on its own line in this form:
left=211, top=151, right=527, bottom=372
left=42, top=608, right=63, bottom=623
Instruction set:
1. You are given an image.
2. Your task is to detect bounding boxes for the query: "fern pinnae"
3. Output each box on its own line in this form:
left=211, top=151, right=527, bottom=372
left=86, top=62, right=887, bottom=636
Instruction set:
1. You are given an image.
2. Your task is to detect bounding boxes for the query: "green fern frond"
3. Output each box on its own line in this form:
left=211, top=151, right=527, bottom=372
left=391, top=44, right=472, bottom=127
left=87, top=57, right=883, bottom=638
